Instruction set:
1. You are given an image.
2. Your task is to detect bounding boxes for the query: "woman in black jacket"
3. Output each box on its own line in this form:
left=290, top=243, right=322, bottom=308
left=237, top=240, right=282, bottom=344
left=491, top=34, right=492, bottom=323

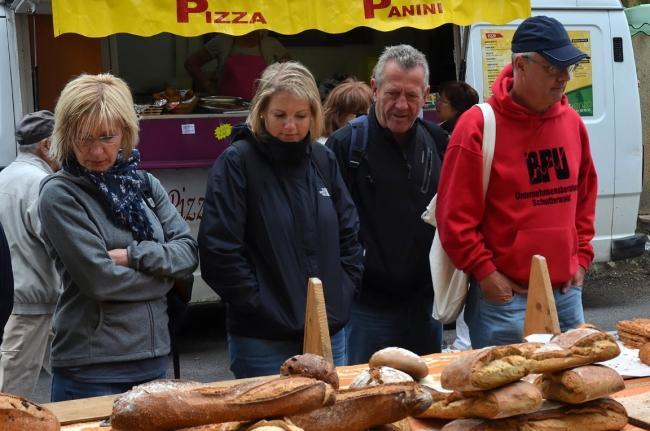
left=436, top=81, right=479, bottom=135
left=198, top=61, right=363, bottom=378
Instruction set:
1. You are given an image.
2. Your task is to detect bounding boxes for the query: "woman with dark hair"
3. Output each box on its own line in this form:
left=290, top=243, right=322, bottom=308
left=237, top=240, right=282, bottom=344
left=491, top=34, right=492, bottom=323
left=436, top=81, right=479, bottom=134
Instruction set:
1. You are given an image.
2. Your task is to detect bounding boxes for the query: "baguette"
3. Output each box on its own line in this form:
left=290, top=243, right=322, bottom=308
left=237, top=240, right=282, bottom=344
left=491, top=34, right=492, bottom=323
left=0, top=392, right=60, bottom=431
left=111, top=377, right=335, bottom=431
left=529, top=328, right=620, bottom=373
left=536, top=365, right=625, bottom=404
left=440, top=398, right=628, bottom=431
left=289, top=382, right=432, bottom=431
left=416, top=381, right=542, bottom=420
left=441, top=345, right=531, bottom=391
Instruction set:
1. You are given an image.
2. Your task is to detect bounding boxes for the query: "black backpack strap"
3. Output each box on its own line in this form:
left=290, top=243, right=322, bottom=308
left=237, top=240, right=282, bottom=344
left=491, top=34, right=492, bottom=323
left=348, top=115, right=369, bottom=169
left=420, top=119, right=449, bottom=161
left=137, top=170, right=156, bottom=210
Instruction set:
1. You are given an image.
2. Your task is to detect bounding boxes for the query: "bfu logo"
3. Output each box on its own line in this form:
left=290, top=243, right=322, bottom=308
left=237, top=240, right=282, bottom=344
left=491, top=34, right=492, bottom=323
left=526, top=147, right=570, bottom=185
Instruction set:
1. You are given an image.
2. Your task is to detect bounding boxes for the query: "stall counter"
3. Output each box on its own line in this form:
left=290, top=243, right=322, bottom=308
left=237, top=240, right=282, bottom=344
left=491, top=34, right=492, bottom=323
left=137, top=110, right=440, bottom=170
left=47, top=350, right=650, bottom=431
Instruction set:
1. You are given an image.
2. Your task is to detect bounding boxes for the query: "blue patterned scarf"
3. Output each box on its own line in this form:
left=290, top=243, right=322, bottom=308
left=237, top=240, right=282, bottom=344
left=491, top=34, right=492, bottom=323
left=63, top=149, right=155, bottom=242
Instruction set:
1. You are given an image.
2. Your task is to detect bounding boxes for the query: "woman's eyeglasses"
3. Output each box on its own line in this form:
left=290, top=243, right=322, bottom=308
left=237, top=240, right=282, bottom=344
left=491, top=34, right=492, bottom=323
left=78, top=134, right=121, bottom=149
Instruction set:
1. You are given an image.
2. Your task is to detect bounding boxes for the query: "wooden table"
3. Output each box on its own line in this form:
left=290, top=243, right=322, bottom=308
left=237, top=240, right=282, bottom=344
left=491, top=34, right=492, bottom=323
left=49, top=351, right=650, bottom=430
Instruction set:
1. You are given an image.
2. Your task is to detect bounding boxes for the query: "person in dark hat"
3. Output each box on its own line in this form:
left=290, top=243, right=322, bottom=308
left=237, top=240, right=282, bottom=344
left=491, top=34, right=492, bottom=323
left=435, top=15, right=598, bottom=348
left=0, top=110, right=61, bottom=397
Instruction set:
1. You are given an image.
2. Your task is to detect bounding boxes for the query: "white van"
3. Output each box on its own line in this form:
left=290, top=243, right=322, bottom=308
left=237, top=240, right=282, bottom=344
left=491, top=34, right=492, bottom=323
left=0, top=0, right=643, bottom=302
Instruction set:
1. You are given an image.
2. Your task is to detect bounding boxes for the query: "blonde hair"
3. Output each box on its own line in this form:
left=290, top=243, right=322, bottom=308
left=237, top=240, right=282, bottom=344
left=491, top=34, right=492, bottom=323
left=322, top=80, right=373, bottom=137
left=50, top=73, right=139, bottom=164
left=247, top=61, right=323, bottom=141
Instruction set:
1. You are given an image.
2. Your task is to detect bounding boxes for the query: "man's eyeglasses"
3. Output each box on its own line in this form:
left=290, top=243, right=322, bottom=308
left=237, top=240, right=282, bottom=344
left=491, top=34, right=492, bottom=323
left=78, top=134, right=121, bottom=149
left=524, top=55, right=581, bottom=76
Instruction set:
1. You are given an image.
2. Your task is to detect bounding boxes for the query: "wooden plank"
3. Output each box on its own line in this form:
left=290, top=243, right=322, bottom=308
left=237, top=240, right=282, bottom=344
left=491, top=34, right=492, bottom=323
left=302, top=277, right=333, bottom=363
left=47, top=394, right=117, bottom=426
left=524, top=255, right=560, bottom=337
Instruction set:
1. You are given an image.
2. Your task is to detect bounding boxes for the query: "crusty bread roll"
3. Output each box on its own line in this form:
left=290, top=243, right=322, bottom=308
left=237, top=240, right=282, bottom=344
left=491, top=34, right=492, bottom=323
left=617, top=319, right=650, bottom=348
left=440, top=398, right=628, bottom=431
left=349, top=366, right=414, bottom=388
left=416, top=381, right=542, bottom=420
left=111, top=377, right=335, bottom=431
left=289, top=382, right=432, bottom=431
left=369, top=347, right=429, bottom=379
left=0, top=392, right=60, bottom=431
left=441, top=345, right=531, bottom=391
left=280, top=353, right=339, bottom=390
left=529, top=328, right=620, bottom=373
left=640, top=342, right=650, bottom=365
left=535, top=365, right=624, bottom=404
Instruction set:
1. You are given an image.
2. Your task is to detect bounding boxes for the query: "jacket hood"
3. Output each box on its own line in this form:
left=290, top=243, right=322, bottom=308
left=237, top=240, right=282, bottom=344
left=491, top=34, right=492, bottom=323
left=489, top=63, right=570, bottom=121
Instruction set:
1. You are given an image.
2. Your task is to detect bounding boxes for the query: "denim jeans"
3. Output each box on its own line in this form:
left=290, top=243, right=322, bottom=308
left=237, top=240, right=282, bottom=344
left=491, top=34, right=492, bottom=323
left=228, top=328, right=346, bottom=379
left=345, top=300, right=443, bottom=366
left=465, top=279, right=585, bottom=349
left=51, top=370, right=166, bottom=402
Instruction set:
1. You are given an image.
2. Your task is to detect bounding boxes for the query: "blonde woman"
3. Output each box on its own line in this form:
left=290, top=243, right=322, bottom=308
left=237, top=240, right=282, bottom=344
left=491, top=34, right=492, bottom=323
left=39, top=74, right=198, bottom=401
left=199, top=62, right=363, bottom=378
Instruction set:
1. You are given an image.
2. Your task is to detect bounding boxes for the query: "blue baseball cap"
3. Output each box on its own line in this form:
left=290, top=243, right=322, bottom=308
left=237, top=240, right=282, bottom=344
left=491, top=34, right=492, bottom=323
left=512, top=16, right=588, bottom=68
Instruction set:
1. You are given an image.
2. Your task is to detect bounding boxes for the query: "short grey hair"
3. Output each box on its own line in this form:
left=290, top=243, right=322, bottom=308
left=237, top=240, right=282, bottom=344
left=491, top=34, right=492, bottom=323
left=512, top=52, right=534, bottom=63
left=372, top=44, right=430, bottom=88
left=17, top=142, right=41, bottom=154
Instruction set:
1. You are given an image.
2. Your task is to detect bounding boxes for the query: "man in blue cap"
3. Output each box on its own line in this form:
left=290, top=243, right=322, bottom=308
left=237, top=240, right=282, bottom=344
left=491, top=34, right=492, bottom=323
left=435, top=16, right=598, bottom=347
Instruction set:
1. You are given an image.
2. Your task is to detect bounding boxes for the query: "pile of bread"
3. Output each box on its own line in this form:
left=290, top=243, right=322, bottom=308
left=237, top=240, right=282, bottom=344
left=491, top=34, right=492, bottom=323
left=617, top=318, right=650, bottom=365
left=0, top=327, right=631, bottom=431
left=420, top=327, right=627, bottom=430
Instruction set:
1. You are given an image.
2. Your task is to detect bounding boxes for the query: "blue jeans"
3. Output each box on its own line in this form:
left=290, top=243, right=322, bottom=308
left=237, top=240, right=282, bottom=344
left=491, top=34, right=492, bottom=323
left=51, top=370, right=166, bottom=402
left=346, top=300, right=443, bottom=365
left=228, top=329, right=346, bottom=379
left=465, top=279, right=585, bottom=349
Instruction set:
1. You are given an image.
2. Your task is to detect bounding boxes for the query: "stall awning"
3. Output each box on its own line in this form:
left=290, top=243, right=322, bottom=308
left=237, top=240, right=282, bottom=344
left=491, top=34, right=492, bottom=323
left=52, top=0, right=531, bottom=38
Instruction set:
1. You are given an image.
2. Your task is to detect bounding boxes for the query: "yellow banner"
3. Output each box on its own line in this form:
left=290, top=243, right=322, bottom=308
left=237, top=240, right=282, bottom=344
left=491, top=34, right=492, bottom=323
left=52, top=0, right=531, bottom=38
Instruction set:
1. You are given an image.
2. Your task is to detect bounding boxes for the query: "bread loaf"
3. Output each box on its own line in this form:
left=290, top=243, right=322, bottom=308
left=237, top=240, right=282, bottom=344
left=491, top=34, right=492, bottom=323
left=111, top=377, right=335, bottom=431
left=416, top=381, right=542, bottom=420
left=440, top=398, right=628, bottom=431
left=280, top=353, right=339, bottom=390
left=369, top=347, right=429, bottom=379
left=640, top=342, right=650, bottom=365
left=289, top=382, right=432, bottom=431
left=536, top=365, right=625, bottom=404
left=349, top=366, right=414, bottom=388
left=0, top=392, right=60, bottom=431
left=441, top=345, right=531, bottom=391
left=529, top=328, right=620, bottom=373
left=178, top=420, right=303, bottom=431
left=617, top=319, right=650, bottom=348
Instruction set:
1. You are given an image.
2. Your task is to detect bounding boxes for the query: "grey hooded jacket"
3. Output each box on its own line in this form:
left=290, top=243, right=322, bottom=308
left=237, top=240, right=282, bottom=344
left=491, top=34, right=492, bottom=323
left=38, top=170, right=198, bottom=368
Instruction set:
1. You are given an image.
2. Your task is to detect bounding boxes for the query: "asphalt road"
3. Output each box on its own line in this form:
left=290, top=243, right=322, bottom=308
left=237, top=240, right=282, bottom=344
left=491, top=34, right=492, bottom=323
left=29, top=255, right=650, bottom=404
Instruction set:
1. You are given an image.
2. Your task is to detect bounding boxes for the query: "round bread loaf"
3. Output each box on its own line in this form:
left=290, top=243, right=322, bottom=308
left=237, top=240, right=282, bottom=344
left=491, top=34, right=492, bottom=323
left=640, top=342, right=650, bottom=365
left=349, top=366, right=414, bottom=388
left=279, top=353, right=339, bottom=390
left=0, top=393, right=60, bottom=431
left=369, top=347, right=429, bottom=379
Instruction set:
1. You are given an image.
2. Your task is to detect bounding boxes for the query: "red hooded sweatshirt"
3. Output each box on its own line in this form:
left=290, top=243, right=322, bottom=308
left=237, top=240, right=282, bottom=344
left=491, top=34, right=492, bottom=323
left=435, top=64, right=597, bottom=286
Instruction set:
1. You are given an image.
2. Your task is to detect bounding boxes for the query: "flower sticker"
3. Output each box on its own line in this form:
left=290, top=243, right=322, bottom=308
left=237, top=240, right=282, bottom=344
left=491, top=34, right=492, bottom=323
left=214, top=123, right=233, bottom=140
